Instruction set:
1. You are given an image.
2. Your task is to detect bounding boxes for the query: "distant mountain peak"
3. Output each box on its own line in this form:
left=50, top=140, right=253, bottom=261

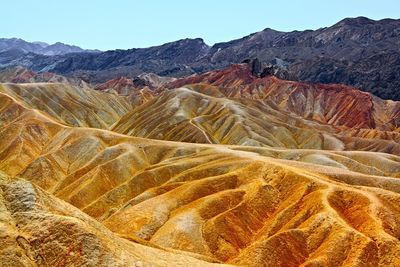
left=261, top=27, right=282, bottom=33
left=1, top=16, right=399, bottom=100
left=33, top=42, right=49, bottom=48
left=336, top=16, right=385, bottom=27
left=0, top=38, right=99, bottom=55
left=162, top=37, right=209, bottom=47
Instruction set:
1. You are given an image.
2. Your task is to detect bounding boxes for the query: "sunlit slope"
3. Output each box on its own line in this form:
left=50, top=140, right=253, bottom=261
left=0, top=176, right=227, bottom=266
left=165, top=64, right=400, bottom=131
left=0, top=83, right=133, bottom=129
left=0, top=90, right=400, bottom=266
left=112, top=87, right=400, bottom=155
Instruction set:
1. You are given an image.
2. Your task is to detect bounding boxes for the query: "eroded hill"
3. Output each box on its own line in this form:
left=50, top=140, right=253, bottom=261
left=0, top=81, right=400, bottom=266
left=0, top=83, right=133, bottom=128
left=107, top=64, right=400, bottom=156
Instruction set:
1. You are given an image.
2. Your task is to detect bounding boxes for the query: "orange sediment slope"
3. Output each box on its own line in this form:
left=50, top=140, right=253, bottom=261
left=111, top=86, right=400, bottom=155
left=0, top=82, right=400, bottom=266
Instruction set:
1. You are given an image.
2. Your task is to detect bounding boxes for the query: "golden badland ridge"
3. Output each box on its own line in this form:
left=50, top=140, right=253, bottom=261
left=0, top=64, right=399, bottom=266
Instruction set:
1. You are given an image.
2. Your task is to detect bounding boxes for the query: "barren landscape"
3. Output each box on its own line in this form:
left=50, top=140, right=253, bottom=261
left=0, top=13, right=400, bottom=267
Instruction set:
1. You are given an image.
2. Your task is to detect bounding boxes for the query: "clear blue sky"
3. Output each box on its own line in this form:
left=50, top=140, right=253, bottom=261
left=2, top=0, right=399, bottom=51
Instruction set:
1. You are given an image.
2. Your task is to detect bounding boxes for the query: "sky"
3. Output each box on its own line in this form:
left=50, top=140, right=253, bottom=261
left=1, top=0, right=399, bottom=51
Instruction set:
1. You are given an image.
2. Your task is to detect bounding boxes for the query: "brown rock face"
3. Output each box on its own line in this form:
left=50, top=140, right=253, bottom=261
left=0, top=70, right=400, bottom=266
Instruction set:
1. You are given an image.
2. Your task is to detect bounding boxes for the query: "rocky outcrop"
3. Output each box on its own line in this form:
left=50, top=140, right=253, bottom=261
left=95, top=73, right=175, bottom=96
left=241, top=58, right=292, bottom=79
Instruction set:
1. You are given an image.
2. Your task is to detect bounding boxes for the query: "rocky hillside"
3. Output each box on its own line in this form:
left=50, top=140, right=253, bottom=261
left=0, top=38, right=209, bottom=82
left=0, top=80, right=400, bottom=266
left=1, top=17, right=399, bottom=99
left=201, top=17, right=400, bottom=100
left=107, top=63, right=400, bottom=156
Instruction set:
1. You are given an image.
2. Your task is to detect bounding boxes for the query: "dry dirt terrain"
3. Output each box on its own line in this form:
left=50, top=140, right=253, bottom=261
left=0, top=65, right=400, bottom=266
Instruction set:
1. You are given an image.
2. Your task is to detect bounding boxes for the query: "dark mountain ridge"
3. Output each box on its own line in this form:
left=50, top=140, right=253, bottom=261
left=1, top=16, right=399, bottom=99
left=0, top=38, right=100, bottom=55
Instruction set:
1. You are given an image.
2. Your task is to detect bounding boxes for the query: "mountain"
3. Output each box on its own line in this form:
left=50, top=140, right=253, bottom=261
left=163, top=62, right=400, bottom=130
left=1, top=17, right=399, bottom=100
left=0, top=79, right=399, bottom=265
left=0, top=38, right=45, bottom=54
left=109, top=63, right=400, bottom=155
left=39, top=42, right=95, bottom=56
left=0, top=38, right=210, bottom=81
left=0, top=38, right=99, bottom=55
